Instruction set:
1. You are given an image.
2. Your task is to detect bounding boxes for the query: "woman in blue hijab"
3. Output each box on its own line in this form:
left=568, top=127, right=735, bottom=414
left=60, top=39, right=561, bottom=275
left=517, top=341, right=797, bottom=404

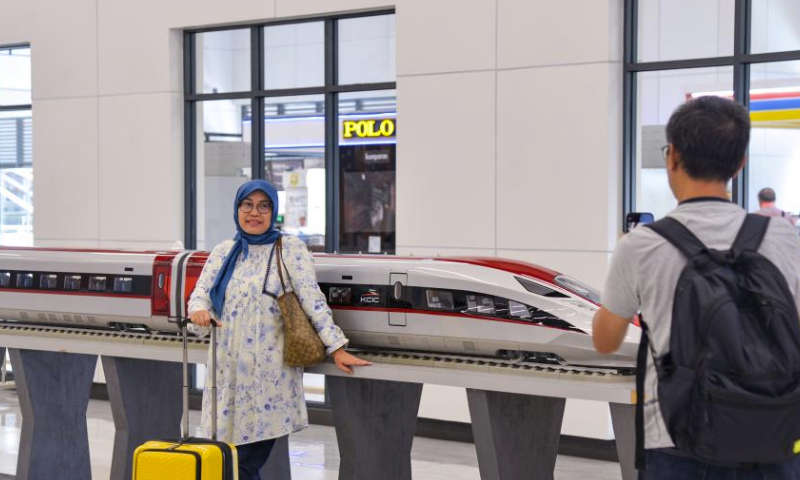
left=188, top=179, right=369, bottom=480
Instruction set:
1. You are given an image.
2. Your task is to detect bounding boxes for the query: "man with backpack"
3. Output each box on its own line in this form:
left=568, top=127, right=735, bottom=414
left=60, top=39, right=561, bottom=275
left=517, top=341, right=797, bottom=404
left=593, top=95, right=800, bottom=478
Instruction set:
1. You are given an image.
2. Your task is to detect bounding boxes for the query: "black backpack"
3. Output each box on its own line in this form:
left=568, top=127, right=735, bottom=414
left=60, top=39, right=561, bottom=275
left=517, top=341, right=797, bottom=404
left=635, top=214, right=800, bottom=468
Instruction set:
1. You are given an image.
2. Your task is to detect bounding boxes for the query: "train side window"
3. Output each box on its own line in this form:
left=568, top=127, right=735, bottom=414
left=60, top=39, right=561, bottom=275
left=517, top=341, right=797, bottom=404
left=89, top=276, right=107, bottom=291
left=40, top=274, right=58, bottom=289
left=509, top=300, right=532, bottom=319
left=328, top=286, right=352, bottom=305
left=466, top=294, right=495, bottom=315
left=16, top=273, right=33, bottom=288
left=64, top=275, right=82, bottom=290
left=0, top=272, right=10, bottom=287
left=426, top=289, right=454, bottom=310
left=114, top=277, right=132, bottom=293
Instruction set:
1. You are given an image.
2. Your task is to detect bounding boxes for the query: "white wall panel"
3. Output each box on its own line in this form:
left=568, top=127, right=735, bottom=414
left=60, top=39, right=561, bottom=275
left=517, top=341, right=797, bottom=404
left=97, top=4, right=179, bottom=96
left=35, top=239, right=100, bottom=248
left=396, top=72, right=496, bottom=250
left=276, top=0, right=391, bottom=19
left=497, top=63, right=621, bottom=253
left=498, top=0, right=622, bottom=69
left=396, top=0, right=496, bottom=76
left=395, top=246, right=496, bottom=257
left=497, top=249, right=612, bottom=293
left=418, top=385, right=469, bottom=422
left=562, top=400, right=614, bottom=439
left=30, top=0, right=97, bottom=100
left=163, top=0, right=275, bottom=29
left=0, top=0, right=31, bottom=44
left=418, top=388, right=612, bottom=439
left=32, top=98, right=99, bottom=243
left=98, top=93, right=183, bottom=245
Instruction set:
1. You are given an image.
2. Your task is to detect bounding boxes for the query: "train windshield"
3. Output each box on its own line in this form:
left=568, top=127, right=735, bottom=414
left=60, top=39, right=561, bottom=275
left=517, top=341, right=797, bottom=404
left=554, top=275, right=601, bottom=304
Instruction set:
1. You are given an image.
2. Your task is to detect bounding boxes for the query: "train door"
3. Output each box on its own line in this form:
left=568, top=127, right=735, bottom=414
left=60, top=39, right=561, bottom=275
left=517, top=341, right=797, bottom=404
left=388, top=273, right=408, bottom=326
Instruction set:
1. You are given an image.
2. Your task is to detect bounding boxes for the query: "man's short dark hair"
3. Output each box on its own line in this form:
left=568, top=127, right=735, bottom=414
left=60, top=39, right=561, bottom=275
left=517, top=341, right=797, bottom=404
left=758, top=187, right=776, bottom=203
left=666, top=96, right=750, bottom=182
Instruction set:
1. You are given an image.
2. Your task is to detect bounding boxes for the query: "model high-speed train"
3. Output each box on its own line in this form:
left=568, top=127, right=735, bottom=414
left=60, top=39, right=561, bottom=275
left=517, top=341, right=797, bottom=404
left=0, top=246, right=639, bottom=368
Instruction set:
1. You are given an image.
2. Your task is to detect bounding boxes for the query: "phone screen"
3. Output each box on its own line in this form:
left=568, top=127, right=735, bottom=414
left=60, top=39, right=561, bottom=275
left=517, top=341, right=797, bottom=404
left=625, top=212, right=654, bottom=233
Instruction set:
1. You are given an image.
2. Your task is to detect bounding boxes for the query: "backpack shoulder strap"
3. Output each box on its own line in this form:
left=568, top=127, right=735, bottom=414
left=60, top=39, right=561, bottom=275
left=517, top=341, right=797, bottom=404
left=731, top=213, right=769, bottom=254
left=645, top=217, right=707, bottom=259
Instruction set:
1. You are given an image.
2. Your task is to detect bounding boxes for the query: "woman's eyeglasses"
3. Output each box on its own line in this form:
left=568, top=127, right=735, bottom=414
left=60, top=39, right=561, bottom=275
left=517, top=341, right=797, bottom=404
left=239, top=201, right=272, bottom=214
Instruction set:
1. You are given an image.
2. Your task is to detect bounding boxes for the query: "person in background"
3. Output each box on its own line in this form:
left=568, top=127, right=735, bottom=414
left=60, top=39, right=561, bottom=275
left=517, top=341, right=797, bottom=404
left=755, top=187, right=798, bottom=226
left=188, top=179, right=370, bottom=480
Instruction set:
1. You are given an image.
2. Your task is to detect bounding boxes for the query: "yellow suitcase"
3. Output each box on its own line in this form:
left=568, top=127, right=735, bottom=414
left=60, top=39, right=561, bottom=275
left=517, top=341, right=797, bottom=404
left=132, top=320, right=238, bottom=480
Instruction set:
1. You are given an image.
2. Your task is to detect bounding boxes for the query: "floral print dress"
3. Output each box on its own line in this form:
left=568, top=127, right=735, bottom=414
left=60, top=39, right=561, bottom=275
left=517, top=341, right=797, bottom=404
left=188, top=234, right=347, bottom=446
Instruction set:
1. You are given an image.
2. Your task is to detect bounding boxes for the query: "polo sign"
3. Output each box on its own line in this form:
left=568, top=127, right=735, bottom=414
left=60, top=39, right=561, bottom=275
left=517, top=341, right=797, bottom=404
left=342, top=118, right=396, bottom=139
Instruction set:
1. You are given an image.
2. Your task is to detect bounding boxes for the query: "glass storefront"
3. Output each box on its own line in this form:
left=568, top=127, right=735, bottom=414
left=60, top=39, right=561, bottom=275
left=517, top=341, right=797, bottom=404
left=0, top=46, right=32, bottom=247
left=338, top=90, right=396, bottom=253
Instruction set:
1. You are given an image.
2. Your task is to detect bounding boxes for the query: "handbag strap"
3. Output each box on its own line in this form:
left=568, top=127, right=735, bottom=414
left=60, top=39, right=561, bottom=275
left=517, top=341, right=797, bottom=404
left=275, top=236, right=294, bottom=294
left=261, top=241, right=279, bottom=298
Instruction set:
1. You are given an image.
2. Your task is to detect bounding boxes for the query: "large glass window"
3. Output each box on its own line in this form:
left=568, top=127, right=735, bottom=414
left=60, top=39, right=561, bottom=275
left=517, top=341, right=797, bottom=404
left=624, top=2, right=800, bottom=221
left=751, top=0, right=800, bottom=54
left=195, top=99, right=252, bottom=250
left=185, top=14, right=395, bottom=403
left=637, top=0, right=735, bottom=63
left=196, top=29, right=251, bottom=95
left=263, top=95, right=326, bottom=251
left=0, top=45, right=32, bottom=246
left=186, top=13, right=396, bottom=253
left=636, top=67, right=733, bottom=219
left=263, top=22, right=324, bottom=90
left=748, top=61, right=800, bottom=215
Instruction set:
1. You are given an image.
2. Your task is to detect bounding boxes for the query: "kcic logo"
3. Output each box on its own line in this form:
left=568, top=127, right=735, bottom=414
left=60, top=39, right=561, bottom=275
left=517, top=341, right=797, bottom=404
left=360, top=289, right=381, bottom=304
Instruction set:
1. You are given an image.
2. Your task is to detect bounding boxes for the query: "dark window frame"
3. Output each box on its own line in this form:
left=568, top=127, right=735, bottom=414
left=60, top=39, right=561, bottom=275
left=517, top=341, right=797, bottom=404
left=183, top=11, right=396, bottom=251
left=623, top=0, right=800, bottom=219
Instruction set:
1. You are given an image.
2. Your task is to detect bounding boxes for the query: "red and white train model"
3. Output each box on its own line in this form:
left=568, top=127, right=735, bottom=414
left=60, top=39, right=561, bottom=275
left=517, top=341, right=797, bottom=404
left=0, top=246, right=639, bottom=369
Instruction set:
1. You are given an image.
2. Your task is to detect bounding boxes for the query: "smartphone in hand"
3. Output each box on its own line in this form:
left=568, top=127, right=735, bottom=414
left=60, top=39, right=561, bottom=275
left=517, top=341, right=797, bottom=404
left=625, top=212, right=654, bottom=233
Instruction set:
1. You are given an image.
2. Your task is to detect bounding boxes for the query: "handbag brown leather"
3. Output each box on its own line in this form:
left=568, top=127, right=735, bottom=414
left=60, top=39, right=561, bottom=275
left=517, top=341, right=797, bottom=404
left=275, top=236, right=327, bottom=367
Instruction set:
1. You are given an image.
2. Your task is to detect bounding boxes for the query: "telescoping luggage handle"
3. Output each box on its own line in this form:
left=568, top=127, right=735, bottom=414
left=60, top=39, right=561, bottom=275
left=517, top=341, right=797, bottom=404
left=180, top=317, right=218, bottom=441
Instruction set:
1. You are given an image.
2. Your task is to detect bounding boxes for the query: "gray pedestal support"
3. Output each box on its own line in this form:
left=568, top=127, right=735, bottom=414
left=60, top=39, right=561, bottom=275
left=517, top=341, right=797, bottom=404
left=467, top=389, right=566, bottom=480
left=610, top=403, right=637, bottom=480
left=9, top=349, right=96, bottom=480
left=327, top=376, right=423, bottom=480
left=102, top=357, right=183, bottom=480
left=259, top=434, right=292, bottom=480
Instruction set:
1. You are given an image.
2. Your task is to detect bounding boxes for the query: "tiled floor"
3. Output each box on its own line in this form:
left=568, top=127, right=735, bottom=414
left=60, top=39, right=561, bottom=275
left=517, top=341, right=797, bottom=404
left=0, top=383, right=624, bottom=479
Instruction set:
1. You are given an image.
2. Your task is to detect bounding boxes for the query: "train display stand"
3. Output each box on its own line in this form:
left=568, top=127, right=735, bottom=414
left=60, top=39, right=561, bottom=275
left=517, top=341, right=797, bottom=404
left=102, top=357, right=183, bottom=480
left=609, top=403, right=637, bottom=480
left=312, top=355, right=638, bottom=480
left=8, top=349, right=97, bottom=480
left=467, top=389, right=566, bottom=480
left=327, top=376, right=423, bottom=480
left=261, top=435, right=292, bottom=480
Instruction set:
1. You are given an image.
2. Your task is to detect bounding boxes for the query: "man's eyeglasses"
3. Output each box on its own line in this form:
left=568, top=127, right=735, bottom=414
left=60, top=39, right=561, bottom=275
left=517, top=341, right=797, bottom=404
left=661, top=145, right=670, bottom=160
left=239, top=201, right=272, bottom=214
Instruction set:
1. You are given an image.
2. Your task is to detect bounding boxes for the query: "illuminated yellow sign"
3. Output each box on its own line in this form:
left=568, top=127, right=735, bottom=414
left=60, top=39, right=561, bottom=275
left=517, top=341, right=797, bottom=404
left=342, top=118, right=396, bottom=139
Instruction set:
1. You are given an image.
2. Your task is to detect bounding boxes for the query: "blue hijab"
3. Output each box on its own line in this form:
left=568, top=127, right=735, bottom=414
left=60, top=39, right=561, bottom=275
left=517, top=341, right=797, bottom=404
left=209, top=180, right=281, bottom=316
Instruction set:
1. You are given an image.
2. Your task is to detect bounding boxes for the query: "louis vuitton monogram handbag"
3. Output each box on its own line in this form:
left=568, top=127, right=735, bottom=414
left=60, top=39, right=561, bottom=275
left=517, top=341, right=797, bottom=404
left=274, top=236, right=327, bottom=367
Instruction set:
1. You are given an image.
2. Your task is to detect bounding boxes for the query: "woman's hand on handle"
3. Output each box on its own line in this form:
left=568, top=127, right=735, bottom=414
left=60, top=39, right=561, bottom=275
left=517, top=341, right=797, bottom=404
left=189, top=309, right=216, bottom=327
left=331, top=348, right=372, bottom=374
